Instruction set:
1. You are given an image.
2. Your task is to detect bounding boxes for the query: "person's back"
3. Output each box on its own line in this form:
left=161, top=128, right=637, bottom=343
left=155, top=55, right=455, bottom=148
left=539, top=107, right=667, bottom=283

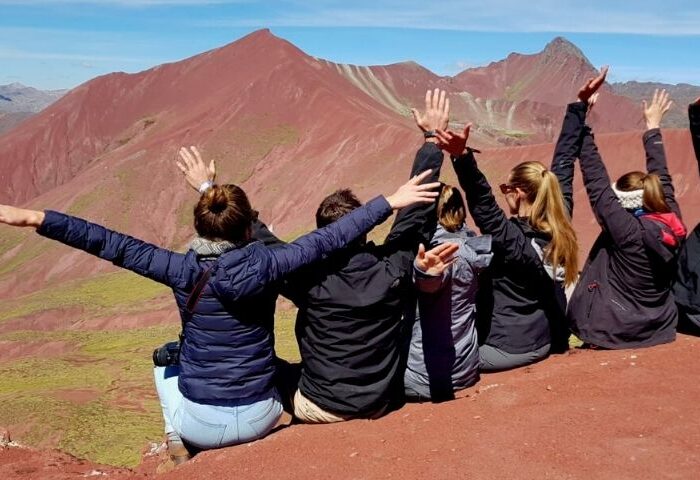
left=404, top=217, right=492, bottom=401
left=568, top=89, right=686, bottom=348
left=286, top=91, right=450, bottom=421
left=295, top=239, right=412, bottom=415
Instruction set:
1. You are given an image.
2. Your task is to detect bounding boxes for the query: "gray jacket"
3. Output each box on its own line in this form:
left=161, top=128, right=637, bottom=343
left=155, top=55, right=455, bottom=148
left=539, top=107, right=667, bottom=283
left=404, top=225, right=493, bottom=401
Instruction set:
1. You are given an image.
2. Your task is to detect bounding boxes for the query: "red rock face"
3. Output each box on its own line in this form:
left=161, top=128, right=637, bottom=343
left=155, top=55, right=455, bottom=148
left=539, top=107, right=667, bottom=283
left=0, top=29, right=697, bottom=300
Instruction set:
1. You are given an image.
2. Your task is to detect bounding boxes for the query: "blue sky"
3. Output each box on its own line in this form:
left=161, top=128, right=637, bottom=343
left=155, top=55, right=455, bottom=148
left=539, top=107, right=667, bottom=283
left=1, top=0, right=699, bottom=90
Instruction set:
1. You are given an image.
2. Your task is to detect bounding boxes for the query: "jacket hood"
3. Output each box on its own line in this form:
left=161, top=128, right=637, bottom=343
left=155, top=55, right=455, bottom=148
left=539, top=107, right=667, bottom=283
left=639, top=212, right=687, bottom=262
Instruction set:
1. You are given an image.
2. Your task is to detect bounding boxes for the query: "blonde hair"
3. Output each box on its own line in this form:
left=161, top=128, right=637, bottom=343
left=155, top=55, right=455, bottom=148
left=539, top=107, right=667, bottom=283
left=509, top=161, right=579, bottom=286
left=437, top=184, right=466, bottom=232
left=615, top=171, right=671, bottom=213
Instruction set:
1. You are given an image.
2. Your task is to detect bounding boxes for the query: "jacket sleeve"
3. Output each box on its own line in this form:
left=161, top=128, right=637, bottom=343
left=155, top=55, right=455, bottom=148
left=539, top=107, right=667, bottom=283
left=450, top=150, right=529, bottom=263
left=212, top=196, right=393, bottom=300
left=690, top=103, right=700, bottom=176
left=384, top=142, right=444, bottom=244
left=579, top=126, right=641, bottom=246
left=643, top=128, right=681, bottom=218
left=551, top=102, right=587, bottom=217
left=37, top=211, right=190, bottom=288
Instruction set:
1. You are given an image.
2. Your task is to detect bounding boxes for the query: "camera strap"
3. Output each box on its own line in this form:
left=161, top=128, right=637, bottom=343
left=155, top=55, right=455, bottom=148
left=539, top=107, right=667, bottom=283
left=178, top=262, right=216, bottom=346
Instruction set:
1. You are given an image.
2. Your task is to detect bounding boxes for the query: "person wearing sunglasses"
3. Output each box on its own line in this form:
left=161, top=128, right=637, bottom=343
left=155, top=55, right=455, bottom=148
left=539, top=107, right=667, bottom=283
left=430, top=70, right=606, bottom=371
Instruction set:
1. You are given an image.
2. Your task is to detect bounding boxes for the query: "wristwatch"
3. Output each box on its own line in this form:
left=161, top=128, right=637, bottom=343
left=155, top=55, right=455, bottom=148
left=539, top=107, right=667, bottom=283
left=423, top=130, right=437, bottom=139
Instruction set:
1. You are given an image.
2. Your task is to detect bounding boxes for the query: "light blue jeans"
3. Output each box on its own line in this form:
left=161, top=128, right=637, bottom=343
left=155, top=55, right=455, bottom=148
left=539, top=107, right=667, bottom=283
left=153, top=366, right=283, bottom=450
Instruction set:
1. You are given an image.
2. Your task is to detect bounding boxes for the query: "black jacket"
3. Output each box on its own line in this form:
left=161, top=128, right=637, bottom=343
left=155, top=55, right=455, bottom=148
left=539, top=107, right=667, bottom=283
left=568, top=124, right=685, bottom=349
left=450, top=102, right=585, bottom=354
left=286, top=142, right=443, bottom=416
left=674, top=103, right=700, bottom=318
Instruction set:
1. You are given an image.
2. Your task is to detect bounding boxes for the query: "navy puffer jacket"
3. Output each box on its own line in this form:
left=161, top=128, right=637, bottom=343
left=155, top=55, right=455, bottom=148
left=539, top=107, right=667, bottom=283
left=37, top=196, right=392, bottom=404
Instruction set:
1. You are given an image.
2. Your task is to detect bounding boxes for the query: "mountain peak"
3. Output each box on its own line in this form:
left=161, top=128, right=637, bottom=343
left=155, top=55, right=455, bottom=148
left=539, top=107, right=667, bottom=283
left=543, top=36, right=587, bottom=60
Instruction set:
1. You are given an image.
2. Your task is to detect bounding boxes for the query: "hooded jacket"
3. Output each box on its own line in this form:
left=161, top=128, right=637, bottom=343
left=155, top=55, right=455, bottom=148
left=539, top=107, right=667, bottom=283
left=37, top=197, right=392, bottom=404
left=404, top=225, right=492, bottom=400
left=568, top=126, right=686, bottom=349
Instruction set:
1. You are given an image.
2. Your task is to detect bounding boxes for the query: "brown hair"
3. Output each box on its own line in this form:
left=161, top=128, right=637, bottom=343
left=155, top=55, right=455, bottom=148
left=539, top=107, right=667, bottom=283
left=437, top=184, right=466, bottom=233
left=616, top=171, right=671, bottom=213
left=509, top=161, right=579, bottom=286
left=194, top=184, right=254, bottom=243
left=316, top=189, right=363, bottom=228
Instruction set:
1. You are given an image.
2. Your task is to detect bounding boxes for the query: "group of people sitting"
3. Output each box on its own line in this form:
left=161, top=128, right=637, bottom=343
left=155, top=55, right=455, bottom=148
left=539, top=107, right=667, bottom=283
left=1, top=66, right=699, bottom=467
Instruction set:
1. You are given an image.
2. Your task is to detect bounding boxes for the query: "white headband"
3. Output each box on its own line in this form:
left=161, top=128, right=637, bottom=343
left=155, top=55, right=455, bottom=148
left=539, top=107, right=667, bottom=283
left=611, top=183, right=643, bottom=210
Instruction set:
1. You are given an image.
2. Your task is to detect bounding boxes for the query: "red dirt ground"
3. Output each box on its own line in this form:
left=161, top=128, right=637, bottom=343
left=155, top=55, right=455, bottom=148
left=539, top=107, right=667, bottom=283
left=2, top=334, right=698, bottom=479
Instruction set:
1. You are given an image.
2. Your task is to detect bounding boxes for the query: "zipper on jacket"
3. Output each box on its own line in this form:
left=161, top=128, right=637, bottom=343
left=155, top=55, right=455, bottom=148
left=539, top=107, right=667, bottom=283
left=586, top=281, right=599, bottom=318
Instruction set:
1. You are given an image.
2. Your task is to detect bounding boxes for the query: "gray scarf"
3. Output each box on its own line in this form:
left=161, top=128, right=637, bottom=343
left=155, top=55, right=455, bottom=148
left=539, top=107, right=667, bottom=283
left=189, top=237, right=238, bottom=257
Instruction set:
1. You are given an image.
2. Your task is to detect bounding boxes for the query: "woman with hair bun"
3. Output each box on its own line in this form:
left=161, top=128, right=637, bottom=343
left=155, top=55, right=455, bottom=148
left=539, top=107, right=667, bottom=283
left=0, top=165, right=439, bottom=462
left=568, top=88, right=687, bottom=349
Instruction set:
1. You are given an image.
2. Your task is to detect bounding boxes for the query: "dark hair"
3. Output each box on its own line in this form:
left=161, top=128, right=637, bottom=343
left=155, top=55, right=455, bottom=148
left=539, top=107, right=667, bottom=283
left=437, top=184, right=466, bottom=232
left=194, top=184, right=254, bottom=242
left=616, top=171, right=671, bottom=213
left=316, top=189, right=363, bottom=228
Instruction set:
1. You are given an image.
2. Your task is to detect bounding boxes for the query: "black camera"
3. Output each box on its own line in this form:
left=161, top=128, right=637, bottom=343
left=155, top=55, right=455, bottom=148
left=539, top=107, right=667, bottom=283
left=152, top=341, right=180, bottom=367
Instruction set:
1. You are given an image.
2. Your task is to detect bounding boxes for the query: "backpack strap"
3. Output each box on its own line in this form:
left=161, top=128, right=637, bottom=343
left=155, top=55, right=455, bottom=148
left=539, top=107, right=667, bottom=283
left=186, top=264, right=215, bottom=314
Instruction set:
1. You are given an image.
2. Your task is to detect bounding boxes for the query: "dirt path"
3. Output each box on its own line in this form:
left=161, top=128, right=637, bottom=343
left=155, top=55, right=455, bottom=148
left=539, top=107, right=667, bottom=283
left=2, top=335, right=699, bottom=479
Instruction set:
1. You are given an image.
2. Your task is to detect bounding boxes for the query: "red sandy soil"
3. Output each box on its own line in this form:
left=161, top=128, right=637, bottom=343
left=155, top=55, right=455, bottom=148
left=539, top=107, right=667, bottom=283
left=1, top=334, right=698, bottom=480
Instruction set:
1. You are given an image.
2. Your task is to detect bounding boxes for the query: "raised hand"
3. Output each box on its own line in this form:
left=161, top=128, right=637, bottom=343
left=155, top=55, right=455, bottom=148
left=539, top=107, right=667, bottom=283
left=176, top=146, right=216, bottom=192
left=587, top=92, right=600, bottom=112
left=415, top=242, right=459, bottom=276
left=385, top=169, right=440, bottom=209
left=643, top=89, right=673, bottom=130
left=578, top=66, right=609, bottom=104
left=411, top=88, right=450, bottom=134
left=0, top=205, right=45, bottom=228
left=435, top=123, right=472, bottom=157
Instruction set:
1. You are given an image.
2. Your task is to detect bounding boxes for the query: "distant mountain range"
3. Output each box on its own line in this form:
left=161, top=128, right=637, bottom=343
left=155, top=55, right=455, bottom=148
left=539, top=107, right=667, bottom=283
left=0, top=83, right=66, bottom=135
left=611, top=81, right=700, bottom=129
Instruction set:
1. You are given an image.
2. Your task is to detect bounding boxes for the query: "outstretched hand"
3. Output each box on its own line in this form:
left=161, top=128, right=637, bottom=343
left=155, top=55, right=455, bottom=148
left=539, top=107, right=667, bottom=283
left=176, top=146, right=216, bottom=192
left=415, top=242, right=459, bottom=276
left=435, top=124, right=472, bottom=157
left=0, top=205, right=44, bottom=228
left=411, top=88, right=450, bottom=134
left=385, top=170, right=440, bottom=210
left=643, top=89, right=673, bottom=130
left=578, top=66, right=608, bottom=104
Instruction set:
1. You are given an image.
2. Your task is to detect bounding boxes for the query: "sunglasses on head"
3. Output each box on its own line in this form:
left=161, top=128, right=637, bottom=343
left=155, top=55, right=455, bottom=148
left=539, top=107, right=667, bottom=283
left=499, top=183, right=516, bottom=194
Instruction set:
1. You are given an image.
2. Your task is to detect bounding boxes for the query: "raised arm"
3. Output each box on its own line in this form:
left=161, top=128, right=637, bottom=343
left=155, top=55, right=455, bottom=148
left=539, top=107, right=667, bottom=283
left=579, top=126, right=641, bottom=246
left=0, top=206, right=191, bottom=289
left=212, top=173, right=440, bottom=300
left=689, top=98, right=700, bottom=175
left=550, top=102, right=587, bottom=217
left=385, top=88, right=449, bottom=244
left=177, top=145, right=286, bottom=247
left=642, top=89, right=681, bottom=217
left=435, top=125, right=530, bottom=262
left=550, top=67, right=607, bottom=217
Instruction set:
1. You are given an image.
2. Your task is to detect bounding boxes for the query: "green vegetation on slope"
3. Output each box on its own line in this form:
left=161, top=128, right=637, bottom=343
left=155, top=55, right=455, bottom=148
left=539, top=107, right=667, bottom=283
left=0, top=303, right=300, bottom=467
left=0, top=271, right=170, bottom=323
